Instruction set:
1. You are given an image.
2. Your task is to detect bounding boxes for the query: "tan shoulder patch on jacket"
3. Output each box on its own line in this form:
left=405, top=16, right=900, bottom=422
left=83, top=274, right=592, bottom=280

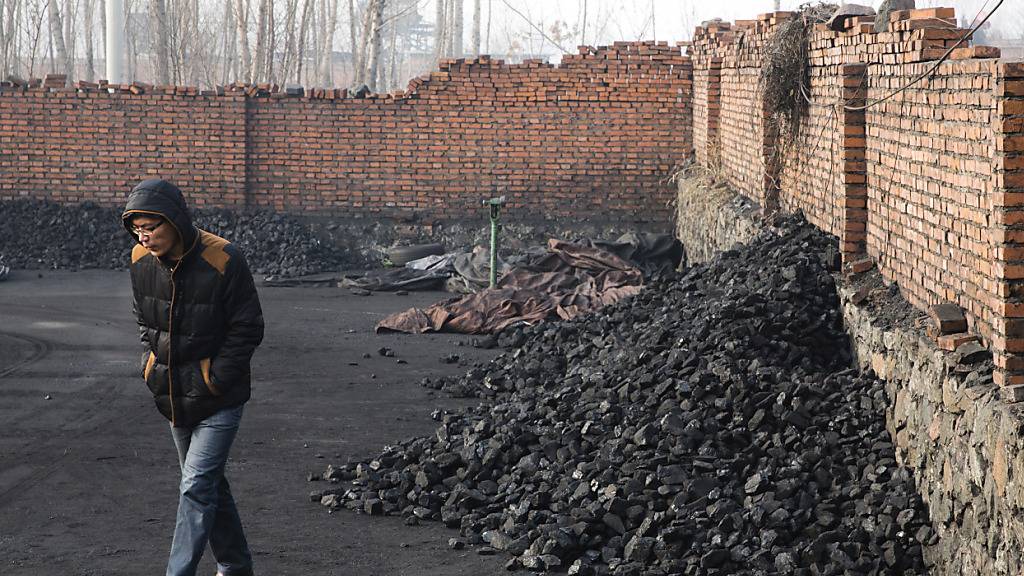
left=131, top=244, right=149, bottom=263
left=199, top=230, right=231, bottom=275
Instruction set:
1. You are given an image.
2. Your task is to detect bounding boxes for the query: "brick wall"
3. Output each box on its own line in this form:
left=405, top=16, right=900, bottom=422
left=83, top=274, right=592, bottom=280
left=866, top=58, right=997, bottom=353
left=0, top=90, right=248, bottom=207
left=720, top=66, right=768, bottom=206
left=691, top=65, right=714, bottom=169
left=779, top=62, right=846, bottom=239
left=0, top=41, right=692, bottom=223
left=993, top=62, right=1024, bottom=381
left=688, top=8, right=1024, bottom=384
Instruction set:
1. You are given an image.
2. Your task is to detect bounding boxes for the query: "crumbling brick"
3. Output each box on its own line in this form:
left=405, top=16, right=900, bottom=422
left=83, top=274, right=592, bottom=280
left=937, top=332, right=980, bottom=351
left=928, top=303, right=969, bottom=335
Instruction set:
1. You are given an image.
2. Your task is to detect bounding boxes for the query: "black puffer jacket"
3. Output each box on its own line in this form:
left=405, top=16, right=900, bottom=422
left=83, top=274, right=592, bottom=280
left=123, top=179, right=264, bottom=428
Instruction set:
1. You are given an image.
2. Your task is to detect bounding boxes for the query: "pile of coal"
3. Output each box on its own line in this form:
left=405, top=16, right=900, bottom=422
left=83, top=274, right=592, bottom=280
left=193, top=208, right=350, bottom=276
left=314, top=215, right=932, bottom=575
left=0, top=200, right=133, bottom=270
left=0, top=199, right=350, bottom=276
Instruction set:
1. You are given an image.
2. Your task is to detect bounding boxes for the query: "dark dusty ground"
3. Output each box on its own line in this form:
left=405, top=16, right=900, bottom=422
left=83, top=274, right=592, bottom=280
left=0, top=269, right=511, bottom=576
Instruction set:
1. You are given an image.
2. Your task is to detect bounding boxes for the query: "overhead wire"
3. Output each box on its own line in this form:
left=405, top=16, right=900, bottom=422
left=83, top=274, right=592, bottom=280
left=843, top=0, right=1005, bottom=111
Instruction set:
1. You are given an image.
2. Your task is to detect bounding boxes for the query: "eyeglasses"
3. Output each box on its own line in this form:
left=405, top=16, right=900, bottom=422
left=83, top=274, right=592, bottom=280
left=131, top=221, right=165, bottom=238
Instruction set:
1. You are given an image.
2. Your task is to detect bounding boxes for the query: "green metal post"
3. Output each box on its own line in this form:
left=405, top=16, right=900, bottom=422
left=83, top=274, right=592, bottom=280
left=489, top=206, right=498, bottom=288
left=483, top=196, right=506, bottom=289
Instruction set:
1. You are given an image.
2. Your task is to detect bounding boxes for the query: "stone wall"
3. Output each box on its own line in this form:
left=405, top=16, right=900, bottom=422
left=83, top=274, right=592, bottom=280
left=0, top=42, right=692, bottom=224
left=674, top=171, right=761, bottom=263
left=839, top=280, right=1022, bottom=575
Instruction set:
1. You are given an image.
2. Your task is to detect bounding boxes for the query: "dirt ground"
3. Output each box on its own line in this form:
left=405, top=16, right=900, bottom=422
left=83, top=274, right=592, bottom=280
left=0, top=269, right=510, bottom=575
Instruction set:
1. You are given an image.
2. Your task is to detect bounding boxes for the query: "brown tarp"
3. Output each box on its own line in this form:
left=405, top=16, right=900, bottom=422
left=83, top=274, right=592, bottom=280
left=375, top=240, right=643, bottom=335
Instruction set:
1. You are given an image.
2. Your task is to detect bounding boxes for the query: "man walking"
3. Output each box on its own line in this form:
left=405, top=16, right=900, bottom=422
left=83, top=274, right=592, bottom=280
left=123, top=179, right=264, bottom=576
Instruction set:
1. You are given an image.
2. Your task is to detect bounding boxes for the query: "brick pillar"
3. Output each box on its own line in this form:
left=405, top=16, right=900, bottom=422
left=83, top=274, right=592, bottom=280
left=242, top=93, right=255, bottom=209
left=707, top=57, right=723, bottom=170
left=993, top=61, right=1024, bottom=387
left=840, top=63, right=868, bottom=261
left=762, top=96, right=781, bottom=214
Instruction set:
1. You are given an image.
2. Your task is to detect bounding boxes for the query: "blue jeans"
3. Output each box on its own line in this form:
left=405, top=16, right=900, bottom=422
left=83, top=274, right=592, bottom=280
left=167, top=405, right=253, bottom=576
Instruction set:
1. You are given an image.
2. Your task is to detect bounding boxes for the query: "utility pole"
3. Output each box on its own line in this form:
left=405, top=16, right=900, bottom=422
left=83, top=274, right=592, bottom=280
left=651, top=0, right=655, bottom=39
left=106, top=0, right=125, bottom=83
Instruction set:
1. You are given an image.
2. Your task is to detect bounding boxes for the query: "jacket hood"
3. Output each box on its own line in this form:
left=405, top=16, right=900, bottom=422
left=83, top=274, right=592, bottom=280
left=122, top=179, right=198, bottom=251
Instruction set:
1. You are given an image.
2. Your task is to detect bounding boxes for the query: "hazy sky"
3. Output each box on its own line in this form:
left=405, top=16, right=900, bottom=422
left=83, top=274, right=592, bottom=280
left=457, top=0, right=1019, bottom=57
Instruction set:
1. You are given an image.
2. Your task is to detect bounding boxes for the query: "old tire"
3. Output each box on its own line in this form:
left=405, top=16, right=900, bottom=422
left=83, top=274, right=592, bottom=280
left=387, top=243, right=445, bottom=266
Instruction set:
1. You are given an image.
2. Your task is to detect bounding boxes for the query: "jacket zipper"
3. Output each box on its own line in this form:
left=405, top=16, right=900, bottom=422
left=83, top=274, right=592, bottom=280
left=165, top=235, right=197, bottom=426
left=136, top=217, right=197, bottom=427
left=168, top=266, right=177, bottom=426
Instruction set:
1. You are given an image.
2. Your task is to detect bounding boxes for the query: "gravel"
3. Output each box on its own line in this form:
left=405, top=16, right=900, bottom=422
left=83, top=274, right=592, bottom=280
left=313, top=215, right=932, bottom=575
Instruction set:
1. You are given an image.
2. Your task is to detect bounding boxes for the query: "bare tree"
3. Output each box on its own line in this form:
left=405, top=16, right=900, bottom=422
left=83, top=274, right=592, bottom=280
left=580, top=0, right=586, bottom=45
left=0, top=0, right=19, bottom=78
left=319, top=0, right=338, bottom=86
left=150, top=0, right=169, bottom=83
left=46, top=0, right=69, bottom=82
left=264, top=0, right=276, bottom=80
left=63, top=0, right=75, bottom=78
left=185, top=0, right=222, bottom=86
left=471, top=0, right=479, bottom=55
left=346, top=0, right=357, bottom=76
left=83, top=0, right=96, bottom=80
left=387, top=5, right=398, bottom=89
left=252, top=0, right=269, bottom=81
left=442, top=0, right=452, bottom=55
left=451, top=0, right=461, bottom=56
left=233, top=0, right=251, bottom=81
left=295, top=0, right=312, bottom=83
left=26, top=0, right=47, bottom=77
left=0, top=2, right=6, bottom=75
left=499, top=0, right=568, bottom=55
left=181, top=0, right=202, bottom=84
left=364, top=0, right=383, bottom=89
left=0, top=0, right=437, bottom=88
left=98, top=0, right=105, bottom=64
left=353, top=0, right=375, bottom=86
left=432, top=0, right=444, bottom=61
left=125, top=0, right=139, bottom=81
left=220, top=0, right=235, bottom=83
left=277, top=0, right=296, bottom=83
left=353, top=0, right=369, bottom=83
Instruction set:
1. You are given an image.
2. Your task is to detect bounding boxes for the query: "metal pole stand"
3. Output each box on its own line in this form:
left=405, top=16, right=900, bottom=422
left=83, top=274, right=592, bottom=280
left=482, top=196, right=506, bottom=288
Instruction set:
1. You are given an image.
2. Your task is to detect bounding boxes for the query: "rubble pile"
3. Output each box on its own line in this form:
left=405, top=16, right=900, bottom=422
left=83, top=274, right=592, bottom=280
left=0, top=199, right=350, bottom=276
left=315, top=216, right=933, bottom=575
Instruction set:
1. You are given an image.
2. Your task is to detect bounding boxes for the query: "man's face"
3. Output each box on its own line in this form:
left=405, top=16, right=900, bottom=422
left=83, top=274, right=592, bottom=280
left=130, top=215, right=181, bottom=258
